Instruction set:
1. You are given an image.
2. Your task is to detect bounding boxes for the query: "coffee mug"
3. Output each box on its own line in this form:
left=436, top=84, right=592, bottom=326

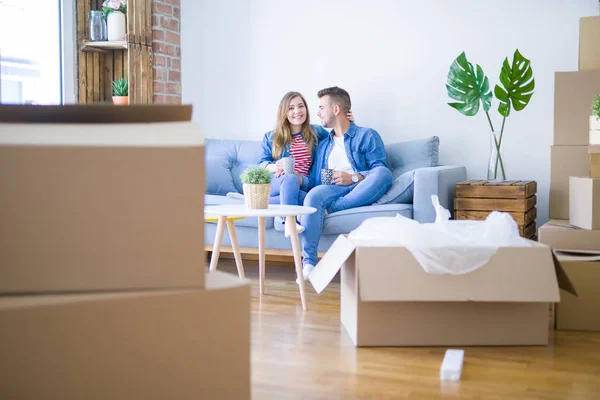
left=321, top=168, right=334, bottom=185
left=279, top=156, right=295, bottom=175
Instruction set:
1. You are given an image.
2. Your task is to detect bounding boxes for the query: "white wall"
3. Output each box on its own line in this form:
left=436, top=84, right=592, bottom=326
left=182, top=0, right=598, bottom=225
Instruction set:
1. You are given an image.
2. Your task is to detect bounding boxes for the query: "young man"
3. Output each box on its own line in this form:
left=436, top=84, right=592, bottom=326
left=299, top=86, right=393, bottom=280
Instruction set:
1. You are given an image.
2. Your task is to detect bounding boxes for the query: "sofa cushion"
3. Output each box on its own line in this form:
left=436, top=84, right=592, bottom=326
left=374, top=170, right=415, bottom=205
left=385, top=136, right=439, bottom=178
left=321, top=204, right=413, bottom=235
left=205, top=139, right=263, bottom=195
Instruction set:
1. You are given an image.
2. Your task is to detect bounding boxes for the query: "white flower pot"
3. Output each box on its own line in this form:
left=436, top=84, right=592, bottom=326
left=107, top=11, right=126, bottom=41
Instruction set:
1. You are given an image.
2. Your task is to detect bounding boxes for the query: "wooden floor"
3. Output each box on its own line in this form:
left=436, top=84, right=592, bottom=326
left=214, top=259, right=600, bottom=400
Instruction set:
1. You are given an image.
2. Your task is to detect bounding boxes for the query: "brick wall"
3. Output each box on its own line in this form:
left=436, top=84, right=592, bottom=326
left=152, top=0, right=181, bottom=104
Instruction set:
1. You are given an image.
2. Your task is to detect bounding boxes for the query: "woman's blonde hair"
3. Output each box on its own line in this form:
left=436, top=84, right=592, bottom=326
left=272, top=91, right=317, bottom=160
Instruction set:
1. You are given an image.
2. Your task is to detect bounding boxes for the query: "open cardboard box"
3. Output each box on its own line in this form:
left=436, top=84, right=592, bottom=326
left=310, top=235, right=576, bottom=347
left=0, top=105, right=206, bottom=293
left=553, top=251, right=600, bottom=332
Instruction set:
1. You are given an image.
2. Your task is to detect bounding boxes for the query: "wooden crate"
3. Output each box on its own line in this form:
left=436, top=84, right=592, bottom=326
left=76, top=0, right=152, bottom=104
left=454, top=180, right=537, bottom=239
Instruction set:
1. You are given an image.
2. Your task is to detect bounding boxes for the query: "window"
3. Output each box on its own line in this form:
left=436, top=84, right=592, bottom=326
left=0, top=0, right=74, bottom=105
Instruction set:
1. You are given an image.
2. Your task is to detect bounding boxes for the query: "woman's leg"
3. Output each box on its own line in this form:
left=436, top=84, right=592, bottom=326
left=278, top=173, right=301, bottom=206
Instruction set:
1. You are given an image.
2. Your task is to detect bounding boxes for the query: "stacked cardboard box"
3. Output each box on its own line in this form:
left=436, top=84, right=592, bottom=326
left=0, top=105, right=250, bottom=399
left=540, top=16, right=600, bottom=332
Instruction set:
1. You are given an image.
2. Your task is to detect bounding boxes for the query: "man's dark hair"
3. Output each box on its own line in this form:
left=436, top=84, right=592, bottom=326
left=317, top=86, right=351, bottom=113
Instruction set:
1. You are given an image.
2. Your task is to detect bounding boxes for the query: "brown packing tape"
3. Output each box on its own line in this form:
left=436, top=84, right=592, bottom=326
left=0, top=104, right=192, bottom=123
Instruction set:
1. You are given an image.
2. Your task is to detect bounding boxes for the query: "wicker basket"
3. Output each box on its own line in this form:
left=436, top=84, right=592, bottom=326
left=243, top=183, right=271, bottom=209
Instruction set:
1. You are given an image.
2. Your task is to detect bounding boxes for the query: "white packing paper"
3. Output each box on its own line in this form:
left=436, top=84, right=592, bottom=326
left=347, top=195, right=532, bottom=275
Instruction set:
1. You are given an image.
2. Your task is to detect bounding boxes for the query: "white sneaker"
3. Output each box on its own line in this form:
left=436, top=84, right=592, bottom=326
left=226, top=192, right=245, bottom=201
left=284, top=221, right=305, bottom=238
left=296, top=264, right=315, bottom=284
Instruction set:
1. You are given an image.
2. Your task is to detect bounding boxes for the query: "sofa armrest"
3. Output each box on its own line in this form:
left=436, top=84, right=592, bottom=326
left=413, top=165, right=467, bottom=223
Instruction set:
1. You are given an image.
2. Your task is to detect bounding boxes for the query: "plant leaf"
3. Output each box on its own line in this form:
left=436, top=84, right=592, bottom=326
left=446, top=52, right=492, bottom=116
left=496, top=49, right=535, bottom=117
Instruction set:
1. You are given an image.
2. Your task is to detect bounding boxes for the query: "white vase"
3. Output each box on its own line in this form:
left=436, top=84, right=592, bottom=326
left=107, top=11, right=126, bottom=41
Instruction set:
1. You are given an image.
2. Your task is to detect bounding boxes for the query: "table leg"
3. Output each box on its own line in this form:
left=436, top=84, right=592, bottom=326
left=209, top=215, right=227, bottom=272
left=286, top=215, right=307, bottom=311
left=258, top=216, right=266, bottom=295
left=226, top=219, right=245, bottom=279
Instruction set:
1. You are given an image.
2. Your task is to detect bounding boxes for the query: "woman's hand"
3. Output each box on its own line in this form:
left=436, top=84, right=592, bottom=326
left=347, top=110, right=354, bottom=122
left=274, top=167, right=285, bottom=178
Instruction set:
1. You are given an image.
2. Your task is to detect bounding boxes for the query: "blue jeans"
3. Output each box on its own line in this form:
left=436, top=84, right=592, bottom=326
left=268, top=174, right=308, bottom=225
left=268, top=174, right=307, bottom=205
left=299, top=166, right=393, bottom=266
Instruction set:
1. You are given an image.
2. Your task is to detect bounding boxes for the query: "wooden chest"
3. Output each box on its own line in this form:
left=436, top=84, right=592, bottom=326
left=454, top=180, right=537, bottom=239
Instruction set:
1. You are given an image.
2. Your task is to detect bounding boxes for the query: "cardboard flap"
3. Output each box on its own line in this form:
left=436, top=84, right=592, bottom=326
left=309, top=235, right=356, bottom=294
left=589, top=145, right=600, bottom=154
left=356, top=246, right=562, bottom=303
left=0, top=105, right=192, bottom=123
left=552, top=252, right=579, bottom=297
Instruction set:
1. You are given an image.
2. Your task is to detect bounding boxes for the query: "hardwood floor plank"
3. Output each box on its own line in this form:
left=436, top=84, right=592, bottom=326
left=212, top=259, right=600, bottom=399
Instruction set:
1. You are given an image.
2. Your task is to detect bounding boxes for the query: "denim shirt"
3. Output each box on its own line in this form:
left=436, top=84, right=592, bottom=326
left=306, top=122, right=389, bottom=189
left=258, top=124, right=329, bottom=190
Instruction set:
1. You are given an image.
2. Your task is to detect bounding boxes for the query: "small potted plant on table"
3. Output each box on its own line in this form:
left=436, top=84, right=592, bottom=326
left=240, top=166, right=272, bottom=209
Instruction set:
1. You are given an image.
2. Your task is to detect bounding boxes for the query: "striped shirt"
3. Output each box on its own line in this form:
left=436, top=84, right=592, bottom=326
left=289, top=132, right=312, bottom=176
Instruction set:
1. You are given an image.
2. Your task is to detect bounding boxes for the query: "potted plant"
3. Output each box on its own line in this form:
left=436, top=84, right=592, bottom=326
left=591, top=95, right=600, bottom=144
left=102, top=0, right=127, bottom=41
left=112, top=78, right=128, bottom=105
left=240, top=166, right=272, bottom=209
left=446, top=49, right=535, bottom=180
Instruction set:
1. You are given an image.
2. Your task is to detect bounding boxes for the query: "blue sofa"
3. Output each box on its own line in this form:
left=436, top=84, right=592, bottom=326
left=204, top=136, right=466, bottom=253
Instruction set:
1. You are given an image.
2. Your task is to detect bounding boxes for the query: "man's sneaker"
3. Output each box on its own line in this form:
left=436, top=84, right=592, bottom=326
left=284, top=221, right=305, bottom=238
left=226, top=192, right=245, bottom=201
left=296, top=264, right=315, bottom=284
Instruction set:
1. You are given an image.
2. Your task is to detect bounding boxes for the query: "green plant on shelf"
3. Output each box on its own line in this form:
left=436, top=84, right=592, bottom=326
left=112, top=78, right=128, bottom=97
left=102, top=0, right=127, bottom=17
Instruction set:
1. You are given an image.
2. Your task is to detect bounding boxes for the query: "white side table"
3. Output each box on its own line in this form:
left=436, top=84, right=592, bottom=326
left=205, top=204, right=317, bottom=311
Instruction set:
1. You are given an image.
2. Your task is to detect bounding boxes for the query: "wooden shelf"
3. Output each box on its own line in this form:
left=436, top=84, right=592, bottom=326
left=80, top=40, right=128, bottom=52
left=76, top=0, right=152, bottom=104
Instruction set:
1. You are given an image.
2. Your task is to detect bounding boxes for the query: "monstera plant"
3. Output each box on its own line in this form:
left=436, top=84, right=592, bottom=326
left=446, top=50, right=535, bottom=180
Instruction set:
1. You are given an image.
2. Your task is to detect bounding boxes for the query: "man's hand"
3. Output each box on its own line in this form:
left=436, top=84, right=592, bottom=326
left=332, top=171, right=360, bottom=186
left=347, top=110, right=354, bottom=122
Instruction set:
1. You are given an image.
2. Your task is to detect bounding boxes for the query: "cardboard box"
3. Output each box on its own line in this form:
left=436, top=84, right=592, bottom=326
left=310, top=235, right=576, bottom=347
left=0, top=271, right=250, bottom=400
left=0, top=105, right=206, bottom=293
left=590, top=117, right=600, bottom=145
left=554, top=254, right=600, bottom=331
left=569, top=177, right=600, bottom=230
left=538, top=220, right=600, bottom=251
left=549, top=145, right=590, bottom=219
left=554, top=71, right=600, bottom=145
left=591, top=145, right=600, bottom=178
left=579, top=16, right=600, bottom=71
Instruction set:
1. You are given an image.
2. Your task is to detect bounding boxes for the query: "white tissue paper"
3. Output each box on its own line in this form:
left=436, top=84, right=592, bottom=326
left=347, top=195, right=532, bottom=275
